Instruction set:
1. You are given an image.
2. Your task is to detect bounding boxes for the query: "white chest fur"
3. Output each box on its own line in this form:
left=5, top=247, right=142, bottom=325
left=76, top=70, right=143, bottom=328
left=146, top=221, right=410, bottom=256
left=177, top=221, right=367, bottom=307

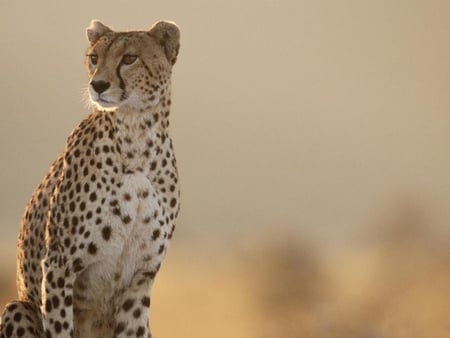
left=73, top=171, right=170, bottom=311
left=71, top=110, right=178, bottom=315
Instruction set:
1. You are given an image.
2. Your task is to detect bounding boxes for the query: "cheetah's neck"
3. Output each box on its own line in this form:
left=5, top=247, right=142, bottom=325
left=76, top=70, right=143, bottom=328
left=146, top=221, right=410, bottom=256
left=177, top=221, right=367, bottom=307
left=103, top=96, right=174, bottom=174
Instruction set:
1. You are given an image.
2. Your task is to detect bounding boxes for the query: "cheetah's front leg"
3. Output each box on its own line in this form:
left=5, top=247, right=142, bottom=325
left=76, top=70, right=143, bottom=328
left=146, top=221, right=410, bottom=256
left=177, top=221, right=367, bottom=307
left=113, top=270, right=155, bottom=338
left=41, top=257, right=76, bottom=338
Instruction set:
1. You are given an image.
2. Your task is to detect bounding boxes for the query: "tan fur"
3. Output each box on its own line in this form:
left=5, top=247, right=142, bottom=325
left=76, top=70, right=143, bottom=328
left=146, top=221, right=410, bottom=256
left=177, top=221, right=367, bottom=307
left=0, top=20, right=181, bottom=338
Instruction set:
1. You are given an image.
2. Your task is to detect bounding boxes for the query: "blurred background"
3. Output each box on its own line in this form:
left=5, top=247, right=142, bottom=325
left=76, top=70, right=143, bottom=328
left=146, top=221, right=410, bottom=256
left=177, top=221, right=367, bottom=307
left=1, top=0, right=449, bottom=337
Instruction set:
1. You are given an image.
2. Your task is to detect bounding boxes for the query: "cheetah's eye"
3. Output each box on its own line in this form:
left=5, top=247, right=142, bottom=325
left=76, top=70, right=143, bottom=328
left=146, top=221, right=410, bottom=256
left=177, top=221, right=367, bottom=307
left=89, top=54, right=98, bottom=66
left=121, top=55, right=138, bottom=66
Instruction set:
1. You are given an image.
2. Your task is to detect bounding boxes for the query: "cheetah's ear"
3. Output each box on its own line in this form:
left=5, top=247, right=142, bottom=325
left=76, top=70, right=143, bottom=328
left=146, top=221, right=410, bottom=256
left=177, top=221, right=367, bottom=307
left=86, top=20, right=113, bottom=45
left=148, top=20, right=180, bottom=66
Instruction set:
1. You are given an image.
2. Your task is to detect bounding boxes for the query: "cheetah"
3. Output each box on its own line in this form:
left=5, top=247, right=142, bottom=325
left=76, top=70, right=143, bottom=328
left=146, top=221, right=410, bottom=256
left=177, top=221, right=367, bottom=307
left=0, top=19, right=181, bottom=338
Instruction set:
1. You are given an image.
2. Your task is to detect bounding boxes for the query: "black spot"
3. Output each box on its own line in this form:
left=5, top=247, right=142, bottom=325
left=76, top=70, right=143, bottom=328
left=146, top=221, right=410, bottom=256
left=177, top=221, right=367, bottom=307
left=7, top=303, right=17, bottom=312
left=64, top=295, right=73, bottom=306
left=13, top=312, right=22, bottom=322
left=88, top=242, right=97, bottom=255
left=122, top=298, right=134, bottom=312
left=46, top=271, right=54, bottom=283
left=170, top=198, right=177, bottom=208
left=133, top=308, right=141, bottom=319
left=115, top=322, right=126, bottom=335
left=102, top=226, right=112, bottom=240
left=136, top=326, right=145, bottom=337
left=152, top=229, right=160, bottom=240
left=169, top=224, right=176, bottom=239
left=57, top=277, right=64, bottom=288
left=89, top=192, right=97, bottom=202
left=158, top=244, right=165, bottom=254
left=144, top=271, right=156, bottom=279
left=122, top=215, right=131, bottom=224
left=17, top=327, right=25, bottom=337
left=52, top=295, right=60, bottom=309
left=45, top=299, right=52, bottom=312
left=73, top=258, right=83, bottom=272
left=5, top=324, right=13, bottom=337
left=54, top=321, right=62, bottom=333
left=141, top=296, right=150, bottom=307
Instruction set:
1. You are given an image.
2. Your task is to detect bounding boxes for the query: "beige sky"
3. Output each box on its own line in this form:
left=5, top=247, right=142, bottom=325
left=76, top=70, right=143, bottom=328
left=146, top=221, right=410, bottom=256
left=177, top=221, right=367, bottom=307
left=0, top=0, right=449, bottom=262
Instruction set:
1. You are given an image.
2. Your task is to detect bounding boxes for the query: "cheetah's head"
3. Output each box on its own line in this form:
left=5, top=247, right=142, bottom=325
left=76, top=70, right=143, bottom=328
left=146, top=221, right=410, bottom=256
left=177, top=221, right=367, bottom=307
left=85, top=20, right=180, bottom=111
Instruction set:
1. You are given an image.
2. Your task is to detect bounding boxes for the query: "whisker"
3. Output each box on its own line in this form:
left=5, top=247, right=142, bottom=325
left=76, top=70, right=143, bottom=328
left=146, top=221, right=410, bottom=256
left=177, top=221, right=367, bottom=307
left=80, top=86, right=94, bottom=110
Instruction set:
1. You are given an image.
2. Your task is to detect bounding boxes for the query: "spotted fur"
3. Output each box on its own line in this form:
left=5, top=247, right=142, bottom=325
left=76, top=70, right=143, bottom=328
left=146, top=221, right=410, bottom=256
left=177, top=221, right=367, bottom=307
left=0, top=19, right=181, bottom=338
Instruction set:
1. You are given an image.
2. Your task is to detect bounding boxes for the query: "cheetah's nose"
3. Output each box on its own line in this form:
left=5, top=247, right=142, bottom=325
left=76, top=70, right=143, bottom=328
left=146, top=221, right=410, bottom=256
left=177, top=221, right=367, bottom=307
left=90, top=80, right=111, bottom=94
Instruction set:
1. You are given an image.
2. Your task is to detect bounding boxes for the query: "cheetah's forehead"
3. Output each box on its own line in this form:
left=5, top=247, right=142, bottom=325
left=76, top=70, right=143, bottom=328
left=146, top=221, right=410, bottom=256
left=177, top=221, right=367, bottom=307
left=88, top=31, right=154, bottom=57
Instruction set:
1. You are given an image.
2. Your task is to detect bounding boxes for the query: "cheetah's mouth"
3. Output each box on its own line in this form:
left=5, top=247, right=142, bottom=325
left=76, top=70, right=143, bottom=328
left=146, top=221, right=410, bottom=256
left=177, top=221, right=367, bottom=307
left=98, top=97, right=113, bottom=105
left=90, top=93, right=118, bottom=109
left=89, top=88, right=133, bottom=110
